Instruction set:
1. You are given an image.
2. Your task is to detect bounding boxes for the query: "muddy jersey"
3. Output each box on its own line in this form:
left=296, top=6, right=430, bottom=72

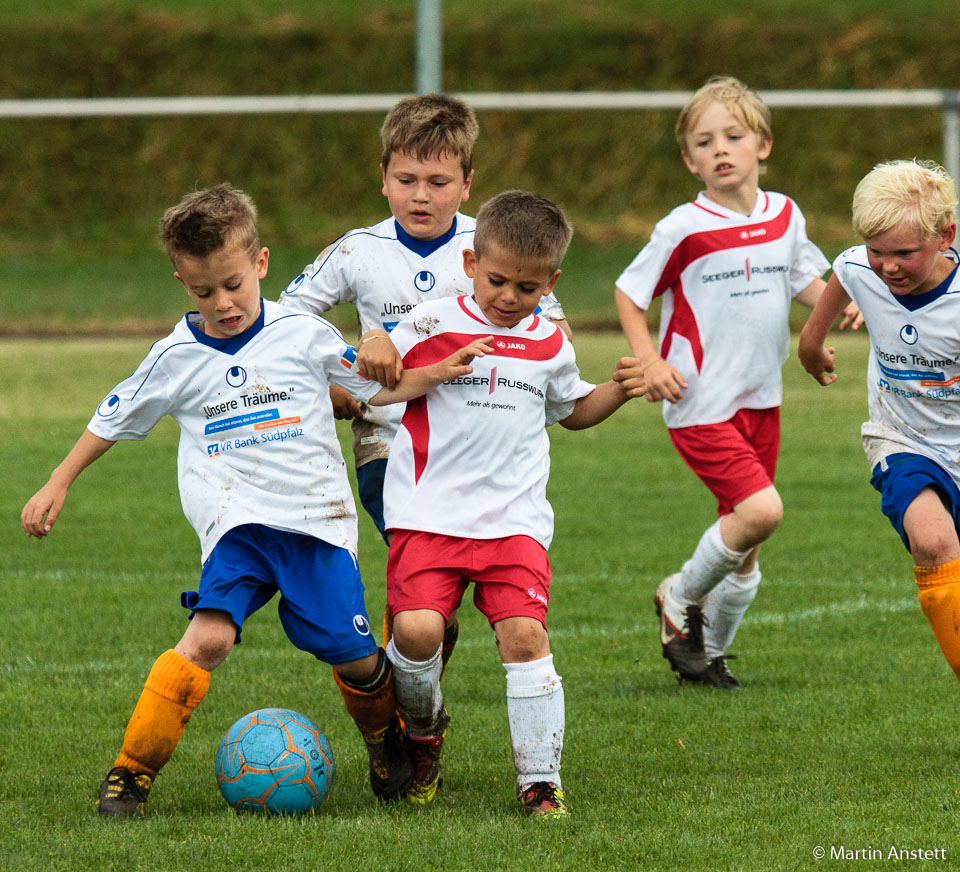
left=86, top=299, right=381, bottom=562
left=833, top=245, right=960, bottom=478
left=278, top=214, right=566, bottom=465
left=616, top=190, right=828, bottom=428
left=382, top=295, right=593, bottom=549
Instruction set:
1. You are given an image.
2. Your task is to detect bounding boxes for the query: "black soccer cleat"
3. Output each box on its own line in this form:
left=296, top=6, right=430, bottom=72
left=363, top=714, right=414, bottom=802
left=655, top=575, right=709, bottom=681
left=678, top=654, right=743, bottom=690
left=97, top=767, right=153, bottom=817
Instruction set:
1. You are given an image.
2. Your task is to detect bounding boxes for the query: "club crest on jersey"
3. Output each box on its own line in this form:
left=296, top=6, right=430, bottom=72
left=414, top=270, right=436, bottom=292
left=97, top=394, right=121, bottom=417
left=900, top=325, right=919, bottom=345
left=352, top=615, right=371, bottom=636
left=226, top=366, right=247, bottom=387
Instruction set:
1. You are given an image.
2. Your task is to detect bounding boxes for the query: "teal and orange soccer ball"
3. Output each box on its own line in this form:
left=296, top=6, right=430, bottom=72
left=215, top=708, right=334, bottom=814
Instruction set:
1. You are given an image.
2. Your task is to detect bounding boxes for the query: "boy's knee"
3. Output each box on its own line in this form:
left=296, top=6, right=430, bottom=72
left=495, top=617, right=550, bottom=663
left=734, top=488, right=783, bottom=543
left=911, top=532, right=960, bottom=567
left=392, top=609, right=445, bottom=662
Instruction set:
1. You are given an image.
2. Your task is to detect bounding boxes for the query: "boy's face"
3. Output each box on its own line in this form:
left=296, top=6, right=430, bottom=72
left=175, top=244, right=269, bottom=338
left=463, top=244, right=560, bottom=329
left=381, top=150, right=473, bottom=241
left=681, top=101, right=771, bottom=197
left=864, top=221, right=957, bottom=296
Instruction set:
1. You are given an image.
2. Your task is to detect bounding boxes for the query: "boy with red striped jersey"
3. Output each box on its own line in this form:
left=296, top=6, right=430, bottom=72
left=20, top=184, right=492, bottom=816
left=799, top=159, right=960, bottom=688
left=615, top=76, right=860, bottom=688
left=381, top=190, right=644, bottom=817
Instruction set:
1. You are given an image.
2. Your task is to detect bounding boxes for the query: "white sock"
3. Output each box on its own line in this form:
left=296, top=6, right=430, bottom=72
left=673, top=519, right=750, bottom=607
left=385, top=638, right=443, bottom=738
left=702, top=566, right=761, bottom=658
left=504, top=654, right=564, bottom=792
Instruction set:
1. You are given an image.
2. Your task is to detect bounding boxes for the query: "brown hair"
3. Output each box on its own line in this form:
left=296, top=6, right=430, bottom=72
left=474, top=190, right=573, bottom=271
left=158, top=183, right=260, bottom=265
left=380, top=94, right=479, bottom=178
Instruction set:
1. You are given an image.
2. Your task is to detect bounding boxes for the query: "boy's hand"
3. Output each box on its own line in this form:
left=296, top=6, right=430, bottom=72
left=799, top=344, right=838, bottom=386
left=357, top=330, right=403, bottom=389
left=21, top=481, right=69, bottom=539
left=329, top=384, right=363, bottom=420
left=612, top=357, right=646, bottom=398
left=641, top=357, right=687, bottom=403
left=838, top=301, right=864, bottom=331
left=436, top=336, right=495, bottom=380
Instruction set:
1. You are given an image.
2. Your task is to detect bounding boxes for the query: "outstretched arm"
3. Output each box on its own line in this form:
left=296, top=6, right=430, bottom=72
left=367, top=336, right=495, bottom=406
left=797, top=274, right=853, bottom=386
left=560, top=357, right=645, bottom=430
left=21, top=430, right=115, bottom=539
left=615, top=288, right=687, bottom=403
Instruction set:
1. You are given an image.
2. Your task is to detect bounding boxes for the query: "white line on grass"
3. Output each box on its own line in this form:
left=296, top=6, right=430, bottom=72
left=1, top=593, right=919, bottom=676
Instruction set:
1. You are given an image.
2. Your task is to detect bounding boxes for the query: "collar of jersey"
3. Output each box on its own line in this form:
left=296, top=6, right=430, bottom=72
left=891, top=252, right=960, bottom=312
left=694, top=189, right=768, bottom=220
left=394, top=216, right=458, bottom=257
left=185, top=300, right=266, bottom=353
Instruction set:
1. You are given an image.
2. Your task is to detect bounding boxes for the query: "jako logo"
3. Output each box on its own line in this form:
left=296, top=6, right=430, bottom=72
left=900, top=325, right=919, bottom=345
left=353, top=615, right=371, bottom=635
left=97, top=394, right=121, bottom=417
left=414, top=270, right=436, bottom=292
left=527, top=588, right=548, bottom=606
left=226, top=366, right=247, bottom=387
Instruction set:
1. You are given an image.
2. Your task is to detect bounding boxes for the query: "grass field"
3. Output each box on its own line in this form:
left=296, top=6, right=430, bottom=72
left=3, top=332, right=958, bottom=871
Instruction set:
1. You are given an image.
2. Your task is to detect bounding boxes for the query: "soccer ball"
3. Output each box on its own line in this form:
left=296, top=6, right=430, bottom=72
left=215, top=708, right=334, bottom=814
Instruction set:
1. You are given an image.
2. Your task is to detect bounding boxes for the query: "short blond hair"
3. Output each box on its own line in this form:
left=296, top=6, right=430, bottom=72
left=675, top=75, right=772, bottom=151
left=473, top=190, right=572, bottom=271
left=380, top=94, right=478, bottom=179
left=159, top=183, right=260, bottom=265
left=852, top=159, right=959, bottom=240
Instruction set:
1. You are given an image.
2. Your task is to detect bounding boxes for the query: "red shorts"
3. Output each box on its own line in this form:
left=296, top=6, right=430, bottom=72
left=386, top=530, right=552, bottom=628
left=668, top=407, right=780, bottom=517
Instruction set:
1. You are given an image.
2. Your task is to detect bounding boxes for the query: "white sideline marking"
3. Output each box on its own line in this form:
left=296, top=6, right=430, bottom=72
left=2, top=594, right=919, bottom=676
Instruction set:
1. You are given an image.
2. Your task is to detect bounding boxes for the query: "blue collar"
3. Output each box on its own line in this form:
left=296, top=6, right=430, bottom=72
left=892, top=261, right=959, bottom=312
left=394, top=216, right=458, bottom=257
left=185, top=299, right=266, bottom=353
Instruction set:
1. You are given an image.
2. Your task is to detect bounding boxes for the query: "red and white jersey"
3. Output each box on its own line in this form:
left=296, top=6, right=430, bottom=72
left=382, top=295, right=594, bottom=549
left=616, top=190, right=828, bottom=428
left=279, top=214, right=566, bottom=465
left=87, top=299, right=381, bottom=563
left=833, top=245, right=960, bottom=479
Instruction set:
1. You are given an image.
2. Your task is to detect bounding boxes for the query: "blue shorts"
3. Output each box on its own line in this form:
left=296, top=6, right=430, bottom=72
left=870, top=453, right=960, bottom=552
left=181, top=524, right=378, bottom=665
left=356, top=458, right=389, bottom=543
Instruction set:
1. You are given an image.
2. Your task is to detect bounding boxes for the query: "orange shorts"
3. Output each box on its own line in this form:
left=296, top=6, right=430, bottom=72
left=386, top=530, right=552, bottom=627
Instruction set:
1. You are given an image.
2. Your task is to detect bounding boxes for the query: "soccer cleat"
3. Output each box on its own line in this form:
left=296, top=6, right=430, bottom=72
left=97, top=767, right=153, bottom=817
left=654, top=574, right=709, bottom=681
left=363, top=714, right=414, bottom=802
left=406, top=709, right=450, bottom=806
left=518, top=781, right=567, bottom=819
left=679, top=654, right=742, bottom=690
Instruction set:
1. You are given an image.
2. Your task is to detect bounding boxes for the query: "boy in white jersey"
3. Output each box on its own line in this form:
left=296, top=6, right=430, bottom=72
left=280, top=95, right=570, bottom=674
left=615, top=76, right=860, bottom=688
left=20, top=184, right=492, bottom=817
left=381, top=190, right=645, bottom=817
left=799, top=159, right=960, bottom=687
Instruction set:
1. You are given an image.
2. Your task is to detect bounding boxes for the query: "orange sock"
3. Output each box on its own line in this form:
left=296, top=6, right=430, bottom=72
left=915, top=558, right=960, bottom=683
left=333, top=653, right=395, bottom=738
left=113, top=649, right=210, bottom=776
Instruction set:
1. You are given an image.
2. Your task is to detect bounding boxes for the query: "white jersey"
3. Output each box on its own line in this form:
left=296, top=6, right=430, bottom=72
left=382, top=295, right=594, bottom=549
left=87, top=299, right=381, bottom=563
left=278, top=214, right=566, bottom=465
left=616, top=190, right=828, bottom=428
left=832, top=245, right=960, bottom=479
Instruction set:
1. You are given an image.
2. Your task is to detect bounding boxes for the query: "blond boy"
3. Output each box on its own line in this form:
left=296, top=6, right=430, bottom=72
left=799, top=159, right=960, bottom=683
left=382, top=191, right=644, bottom=816
left=615, top=76, right=859, bottom=688
left=20, top=184, right=490, bottom=815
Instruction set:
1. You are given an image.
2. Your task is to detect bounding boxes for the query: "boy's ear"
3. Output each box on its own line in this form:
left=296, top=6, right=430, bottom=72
left=380, top=163, right=388, bottom=197
left=544, top=269, right=561, bottom=295
left=460, top=169, right=474, bottom=203
left=758, top=134, right=773, bottom=162
left=255, top=246, right=269, bottom=279
left=940, top=222, right=957, bottom=250
left=680, top=148, right=699, bottom=177
left=462, top=248, right=477, bottom=278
